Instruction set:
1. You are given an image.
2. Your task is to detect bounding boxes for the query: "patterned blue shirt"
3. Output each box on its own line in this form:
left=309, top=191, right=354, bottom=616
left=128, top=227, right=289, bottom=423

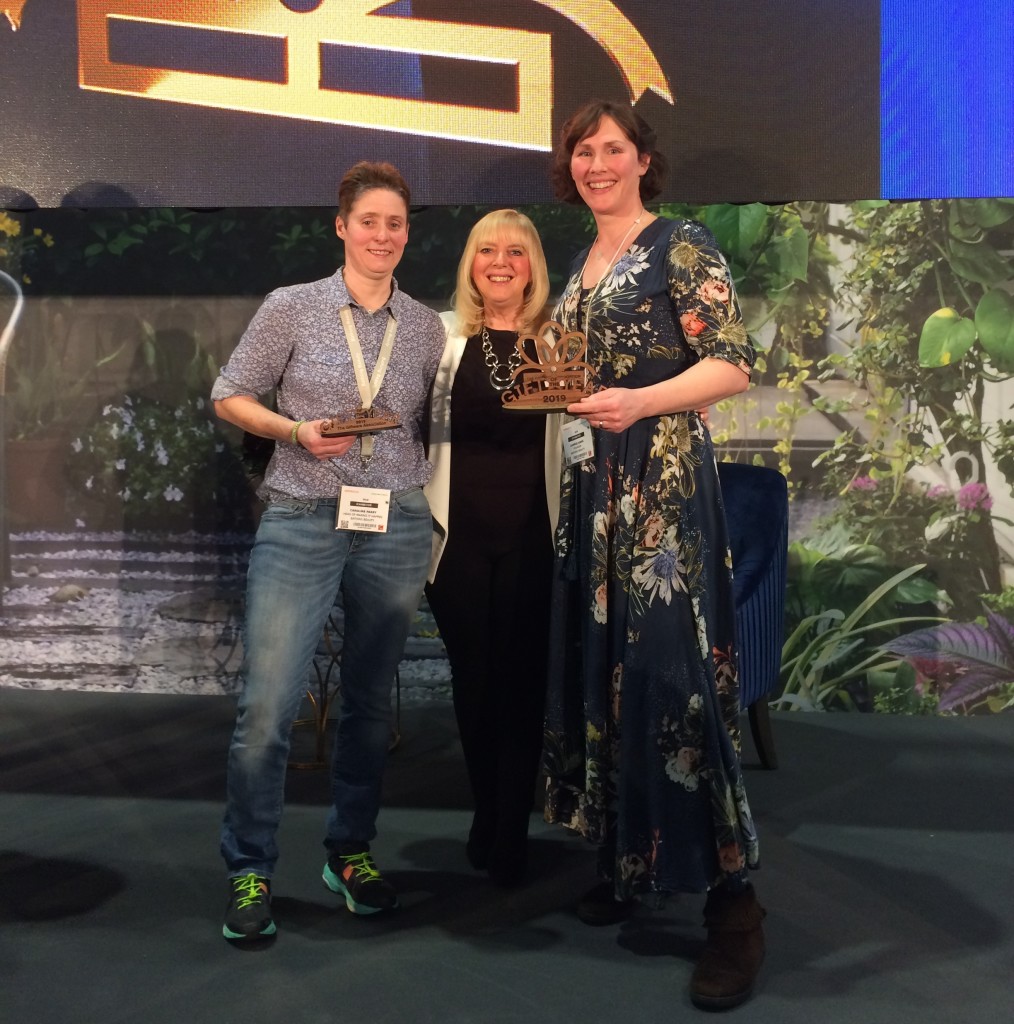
left=212, top=269, right=444, bottom=501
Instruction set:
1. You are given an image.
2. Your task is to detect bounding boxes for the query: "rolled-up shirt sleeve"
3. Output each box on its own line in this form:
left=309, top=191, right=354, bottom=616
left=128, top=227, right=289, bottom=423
left=211, top=271, right=446, bottom=500
left=211, top=289, right=295, bottom=402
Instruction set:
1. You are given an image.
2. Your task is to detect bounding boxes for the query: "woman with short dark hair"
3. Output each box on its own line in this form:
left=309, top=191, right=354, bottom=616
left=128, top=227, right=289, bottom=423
left=213, top=160, right=445, bottom=942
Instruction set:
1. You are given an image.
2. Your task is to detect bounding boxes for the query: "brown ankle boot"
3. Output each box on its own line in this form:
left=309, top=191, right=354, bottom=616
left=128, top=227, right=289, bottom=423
left=689, top=883, right=766, bottom=1011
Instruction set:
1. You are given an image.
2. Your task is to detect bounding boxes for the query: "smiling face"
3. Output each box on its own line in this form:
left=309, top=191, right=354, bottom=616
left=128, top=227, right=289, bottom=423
left=569, top=114, right=650, bottom=218
left=335, top=187, right=409, bottom=282
left=471, top=235, right=532, bottom=316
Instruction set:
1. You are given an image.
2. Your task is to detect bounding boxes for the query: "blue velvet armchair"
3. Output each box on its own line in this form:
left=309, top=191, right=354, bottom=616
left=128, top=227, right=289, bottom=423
left=716, top=461, right=788, bottom=770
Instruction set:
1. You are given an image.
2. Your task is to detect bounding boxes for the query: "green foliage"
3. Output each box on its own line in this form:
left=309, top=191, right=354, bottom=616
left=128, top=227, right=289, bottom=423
left=4, top=297, right=124, bottom=440
left=871, top=669, right=940, bottom=715
left=776, top=559, right=942, bottom=712
left=981, top=585, right=1014, bottom=623
left=814, top=198, right=1014, bottom=615
left=0, top=209, right=54, bottom=283
left=66, top=394, right=250, bottom=530
left=22, top=207, right=341, bottom=297
left=787, top=530, right=941, bottom=631
left=690, top=201, right=837, bottom=480
left=814, top=456, right=1009, bottom=622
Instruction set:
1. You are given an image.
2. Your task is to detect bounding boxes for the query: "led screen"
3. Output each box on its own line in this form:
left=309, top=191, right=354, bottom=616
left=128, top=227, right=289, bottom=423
left=881, top=0, right=1014, bottom=199
left=1, top=0, right=879, bottom=207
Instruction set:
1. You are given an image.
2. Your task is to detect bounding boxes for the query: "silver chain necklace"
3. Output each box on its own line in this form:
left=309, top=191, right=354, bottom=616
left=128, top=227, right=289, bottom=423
left=480, top=324, right=522, bottom=392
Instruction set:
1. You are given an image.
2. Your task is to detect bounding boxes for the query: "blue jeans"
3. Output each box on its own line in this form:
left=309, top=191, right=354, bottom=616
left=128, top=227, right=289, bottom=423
left=220, top=488, right=432, bottom=877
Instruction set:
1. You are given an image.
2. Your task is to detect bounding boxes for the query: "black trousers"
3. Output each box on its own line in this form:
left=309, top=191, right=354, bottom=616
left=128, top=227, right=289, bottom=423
left=426, top=515, right=553, bottom=867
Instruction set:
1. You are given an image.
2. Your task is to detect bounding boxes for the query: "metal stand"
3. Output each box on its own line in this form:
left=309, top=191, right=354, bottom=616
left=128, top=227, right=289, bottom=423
left=0, top=269, right=26, bottom=611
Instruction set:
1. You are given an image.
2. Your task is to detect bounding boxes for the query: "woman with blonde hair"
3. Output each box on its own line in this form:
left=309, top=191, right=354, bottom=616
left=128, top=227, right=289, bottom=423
left=425, top=208, right=558, bottom=886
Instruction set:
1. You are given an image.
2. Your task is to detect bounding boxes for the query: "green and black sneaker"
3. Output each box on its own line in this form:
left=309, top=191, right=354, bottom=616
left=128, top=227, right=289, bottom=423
left=223, top=873, right=276, bottom=941
left=323, top=848, right=398, bottom=915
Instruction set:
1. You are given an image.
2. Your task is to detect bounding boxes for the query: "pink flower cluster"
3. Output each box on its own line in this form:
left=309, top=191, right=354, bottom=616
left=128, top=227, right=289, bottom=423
left=957, top=481, right=993, bottom=511
left=846, top=475, right=878, bottom=491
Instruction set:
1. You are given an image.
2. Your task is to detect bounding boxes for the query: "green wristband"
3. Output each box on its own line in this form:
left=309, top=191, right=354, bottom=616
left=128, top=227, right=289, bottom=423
left=290, top=420, right=306, bottom=446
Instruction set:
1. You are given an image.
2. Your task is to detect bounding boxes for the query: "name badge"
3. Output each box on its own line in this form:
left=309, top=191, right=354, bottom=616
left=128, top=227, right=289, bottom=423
left=562, top=417, right=594, bottom=466
left=336, top=486, right=391, bottom=533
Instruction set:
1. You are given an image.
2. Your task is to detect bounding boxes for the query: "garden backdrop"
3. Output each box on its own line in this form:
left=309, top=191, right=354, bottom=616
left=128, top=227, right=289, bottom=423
left=2, top=198, right=1013, bottom=714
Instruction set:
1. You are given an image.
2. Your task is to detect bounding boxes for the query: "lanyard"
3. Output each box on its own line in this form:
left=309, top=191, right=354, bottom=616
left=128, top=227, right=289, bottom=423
left=577, top=212, right=644, bottom=340
left=338, top=304, right=398, bottom=466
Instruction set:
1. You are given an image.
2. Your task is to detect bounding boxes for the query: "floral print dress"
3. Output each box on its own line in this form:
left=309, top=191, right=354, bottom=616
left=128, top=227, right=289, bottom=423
left=542, top=217, right=760, bottom=898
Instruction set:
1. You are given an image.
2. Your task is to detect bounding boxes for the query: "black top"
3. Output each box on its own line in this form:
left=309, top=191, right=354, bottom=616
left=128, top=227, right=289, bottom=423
left=447, top=328, right=548, bottom=551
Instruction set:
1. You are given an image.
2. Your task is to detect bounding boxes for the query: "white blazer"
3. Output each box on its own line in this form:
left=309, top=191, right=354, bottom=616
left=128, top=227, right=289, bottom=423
left=424, top=310, right=562, bottom=583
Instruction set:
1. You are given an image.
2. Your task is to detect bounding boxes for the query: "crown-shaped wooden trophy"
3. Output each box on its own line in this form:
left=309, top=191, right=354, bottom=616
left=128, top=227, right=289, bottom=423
left=501, top=321, right=594, bottom=411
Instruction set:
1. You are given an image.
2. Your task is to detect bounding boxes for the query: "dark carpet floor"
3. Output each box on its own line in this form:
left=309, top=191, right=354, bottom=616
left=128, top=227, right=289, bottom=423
left=2, top=688, right=1012, bottom=1024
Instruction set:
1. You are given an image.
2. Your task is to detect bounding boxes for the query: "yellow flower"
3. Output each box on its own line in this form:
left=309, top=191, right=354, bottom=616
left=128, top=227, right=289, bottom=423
left=0, top=211, right=22, bottom=238
left=670, top=240, right=701, bottom=271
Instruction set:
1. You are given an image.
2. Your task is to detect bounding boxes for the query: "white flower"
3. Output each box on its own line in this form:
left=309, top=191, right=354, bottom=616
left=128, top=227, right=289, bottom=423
left=619, top=494, right=637, bottom=525
left=75, top=518, right=85, bottom=528
left=592, top=583, right=608, bottom=624
left=632, top=524, right=687, bottom=606
left=154, top=441, right=169, bottom=466
left=71, top=437, right=83, bottom=452
left=693, top=595, right=709, bottom=660
left=663, top=747, right=700, bottom=791
left=135, top=435, right=145, bottom=452
left=120, top=488, right=131, bottom=501
left=163, top=485, right=184, bottom=502
left=925, top=515, right=957, bottom=542
left=600, top=244, right=651, bottom=295
left=114, top=458, right=126, bottom=471
left=102, top=404, right=112, bottom=416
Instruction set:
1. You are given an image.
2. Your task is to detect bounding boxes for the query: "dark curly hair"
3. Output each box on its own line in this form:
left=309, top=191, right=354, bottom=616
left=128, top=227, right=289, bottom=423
left=550, top=100, right=668, bottom=205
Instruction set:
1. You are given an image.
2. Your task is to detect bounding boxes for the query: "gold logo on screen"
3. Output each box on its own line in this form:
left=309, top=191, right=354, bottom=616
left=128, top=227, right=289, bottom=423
left=76, top=0, right=674, bottom=150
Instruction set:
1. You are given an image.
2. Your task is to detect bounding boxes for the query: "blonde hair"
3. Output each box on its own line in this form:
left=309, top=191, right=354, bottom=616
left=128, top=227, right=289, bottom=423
left=452, top=209, right=550, bottom=337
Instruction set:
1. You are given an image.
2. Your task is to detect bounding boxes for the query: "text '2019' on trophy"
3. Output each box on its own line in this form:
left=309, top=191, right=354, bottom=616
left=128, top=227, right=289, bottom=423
left=501, top=321, right=594, bottom=412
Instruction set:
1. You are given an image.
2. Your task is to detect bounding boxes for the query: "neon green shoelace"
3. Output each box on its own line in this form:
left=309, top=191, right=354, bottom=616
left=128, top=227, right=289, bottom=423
left=233, top=873, right=268, bottom=908
left=342, top=853, right=381, bottom=880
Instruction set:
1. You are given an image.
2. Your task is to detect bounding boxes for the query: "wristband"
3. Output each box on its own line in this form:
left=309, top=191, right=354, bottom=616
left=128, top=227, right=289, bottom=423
left=290, top=420, right=306, bottom=446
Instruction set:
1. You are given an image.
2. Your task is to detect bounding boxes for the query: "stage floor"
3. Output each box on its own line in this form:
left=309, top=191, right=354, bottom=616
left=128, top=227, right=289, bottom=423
left=2, top=688, right=1012, bottom=1024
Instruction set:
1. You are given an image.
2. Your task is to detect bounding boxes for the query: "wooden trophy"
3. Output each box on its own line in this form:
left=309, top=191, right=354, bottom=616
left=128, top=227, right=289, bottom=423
left=501, top=321, right=594, bottom=412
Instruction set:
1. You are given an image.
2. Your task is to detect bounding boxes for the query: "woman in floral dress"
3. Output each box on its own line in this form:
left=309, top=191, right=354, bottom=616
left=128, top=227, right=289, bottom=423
left=542, top=100, right=765, bottom=1011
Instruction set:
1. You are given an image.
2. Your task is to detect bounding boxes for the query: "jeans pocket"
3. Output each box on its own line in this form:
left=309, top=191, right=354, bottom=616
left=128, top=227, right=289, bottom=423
left=392, top=487, right=432, bottom=520
left=261, top=498, right=315, bottom=521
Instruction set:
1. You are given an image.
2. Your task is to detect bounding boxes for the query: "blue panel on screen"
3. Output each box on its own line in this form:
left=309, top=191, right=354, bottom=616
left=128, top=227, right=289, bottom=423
left=882, top=0, right=1014, bottom=198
